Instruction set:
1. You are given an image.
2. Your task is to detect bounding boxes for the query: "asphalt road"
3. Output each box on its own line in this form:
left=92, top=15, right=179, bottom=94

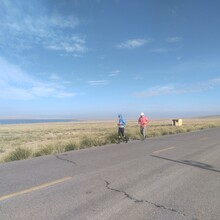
left=0, top=128, right=220, bottom=220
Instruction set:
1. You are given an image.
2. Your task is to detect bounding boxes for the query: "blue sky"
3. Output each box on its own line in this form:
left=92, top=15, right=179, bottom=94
left=0, top=0, right=220, bottom=120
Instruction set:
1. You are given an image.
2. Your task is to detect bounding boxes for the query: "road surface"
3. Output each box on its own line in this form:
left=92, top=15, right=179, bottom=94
left=0, top=128, right=220, bottom=220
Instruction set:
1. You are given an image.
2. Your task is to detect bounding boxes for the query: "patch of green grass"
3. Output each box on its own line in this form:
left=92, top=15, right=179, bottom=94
left=175, top=128, right=186, bottom=133
left=65, top=142, right=79, bottom=152
left=147, top=130, right=161, bottom=137
left=79, top=135, right=106, bottom=148
left=79, top=135, right=95, bottom=148
left=105, top=132, right=119, bottom=144
left=125, top=128, right=140, bottom=140
left=4, top=147, right=32, bottom=162
left=34, top=145, right=54, bottom=157
left=1, top=118, right=220, bottom=163
left=53, top=142, right=66, bottom=153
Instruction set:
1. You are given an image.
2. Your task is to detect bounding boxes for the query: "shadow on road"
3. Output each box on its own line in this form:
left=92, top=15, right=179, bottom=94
left=151, top=154, right=220, bottom=173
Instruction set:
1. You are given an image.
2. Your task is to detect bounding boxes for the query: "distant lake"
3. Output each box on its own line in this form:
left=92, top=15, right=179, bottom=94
left=0, top=119, right=78, bottom=125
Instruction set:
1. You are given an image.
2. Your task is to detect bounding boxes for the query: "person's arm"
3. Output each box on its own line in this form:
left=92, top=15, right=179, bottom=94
left=146, top=117, right=148, bottom=125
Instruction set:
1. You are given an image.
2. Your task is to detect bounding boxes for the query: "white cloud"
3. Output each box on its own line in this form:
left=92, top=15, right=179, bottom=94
left=0, top=57, right=77, bottom=100
left=31, top=86, right=57, bottom=97
left=166, top=37, right=183, bottom=43
left=133, top=85, right=176, bottom=98
left=0, top=1, right=87, bottom=53
left=60, top=53, right=83, bottom=58
left=46, top=14, right=79, bottom=29
left=132, top=78, right=220, bottom=98
left=150, top=47, right=181, bottom=54
left=30, top=85, right=77, bottom=98
left=55, top=91, right=78, bottom=98
left=176, top=56, right=182, bottom=60
left=211, top=78, right=220, bottom=84
left=150, top=48, right=169, bottom=53
left=0, top=86, right=34, bottom=100
left=117, top=38, right=150, bottom=49
left=48, top=74, right=60, bottom=80
left=134, top=76, right=144, bottom=80
left=88, top=80, right=107, bottom=86
left=46, top=35, right=88, bottom=53
left=108, top=70, right=120, bottom=77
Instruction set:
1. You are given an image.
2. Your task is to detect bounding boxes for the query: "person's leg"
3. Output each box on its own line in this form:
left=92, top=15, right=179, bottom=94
left=143, top=126, right=146, bottom=139
left=118, top=128, right=121, bottom=137
left=140, top=127, right=145, bottom=140
left=118, top=127, right=123, bottom=142
left=118, top=127, right=128, bottom=142
left=140, top=126, right=143, bottom=136
left=121, top=127, right=125, bottom=137
left=120, top=128, right=124, bottom=141
left=117, top=128, right=121, bottom=143
left=121, top=128, right=128, bottom=142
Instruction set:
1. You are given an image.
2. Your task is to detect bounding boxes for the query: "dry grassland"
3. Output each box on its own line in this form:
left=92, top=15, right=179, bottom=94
left=1, top=117, right=220, bottom=163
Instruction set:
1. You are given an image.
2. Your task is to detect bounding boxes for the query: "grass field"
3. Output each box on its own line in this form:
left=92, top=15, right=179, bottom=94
left=1, top=117, right=220, bottom=163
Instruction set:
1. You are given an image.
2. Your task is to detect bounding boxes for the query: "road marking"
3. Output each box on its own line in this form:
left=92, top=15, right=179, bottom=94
left=152, top=147, right=175, bottom=154
left=0, top=176, right=72, bottom=202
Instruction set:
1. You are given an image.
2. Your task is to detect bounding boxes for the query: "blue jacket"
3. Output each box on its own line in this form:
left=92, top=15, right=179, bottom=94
left=118, top=114, right=126, bottom=128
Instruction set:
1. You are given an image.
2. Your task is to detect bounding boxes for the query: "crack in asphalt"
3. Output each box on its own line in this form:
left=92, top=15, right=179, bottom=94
left=105, top=180, right=187, bottom=217
left=55, top=154, right=77, bottom=165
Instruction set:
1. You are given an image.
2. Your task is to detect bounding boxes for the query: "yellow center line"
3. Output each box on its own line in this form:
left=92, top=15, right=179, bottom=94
left=0, top=176, right=72, bottom=202
left=152, top=147, right=175, bottom=154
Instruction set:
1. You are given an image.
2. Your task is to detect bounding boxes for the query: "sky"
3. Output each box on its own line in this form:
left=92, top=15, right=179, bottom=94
left=0, top=0, right=220, bottom=120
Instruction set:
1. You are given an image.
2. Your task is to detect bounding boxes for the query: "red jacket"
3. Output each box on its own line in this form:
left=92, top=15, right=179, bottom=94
left=138, top=116, right=148, bottom=127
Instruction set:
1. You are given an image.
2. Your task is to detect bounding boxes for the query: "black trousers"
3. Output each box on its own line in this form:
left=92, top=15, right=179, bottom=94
left=118, top=127, right=125, bottom=137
